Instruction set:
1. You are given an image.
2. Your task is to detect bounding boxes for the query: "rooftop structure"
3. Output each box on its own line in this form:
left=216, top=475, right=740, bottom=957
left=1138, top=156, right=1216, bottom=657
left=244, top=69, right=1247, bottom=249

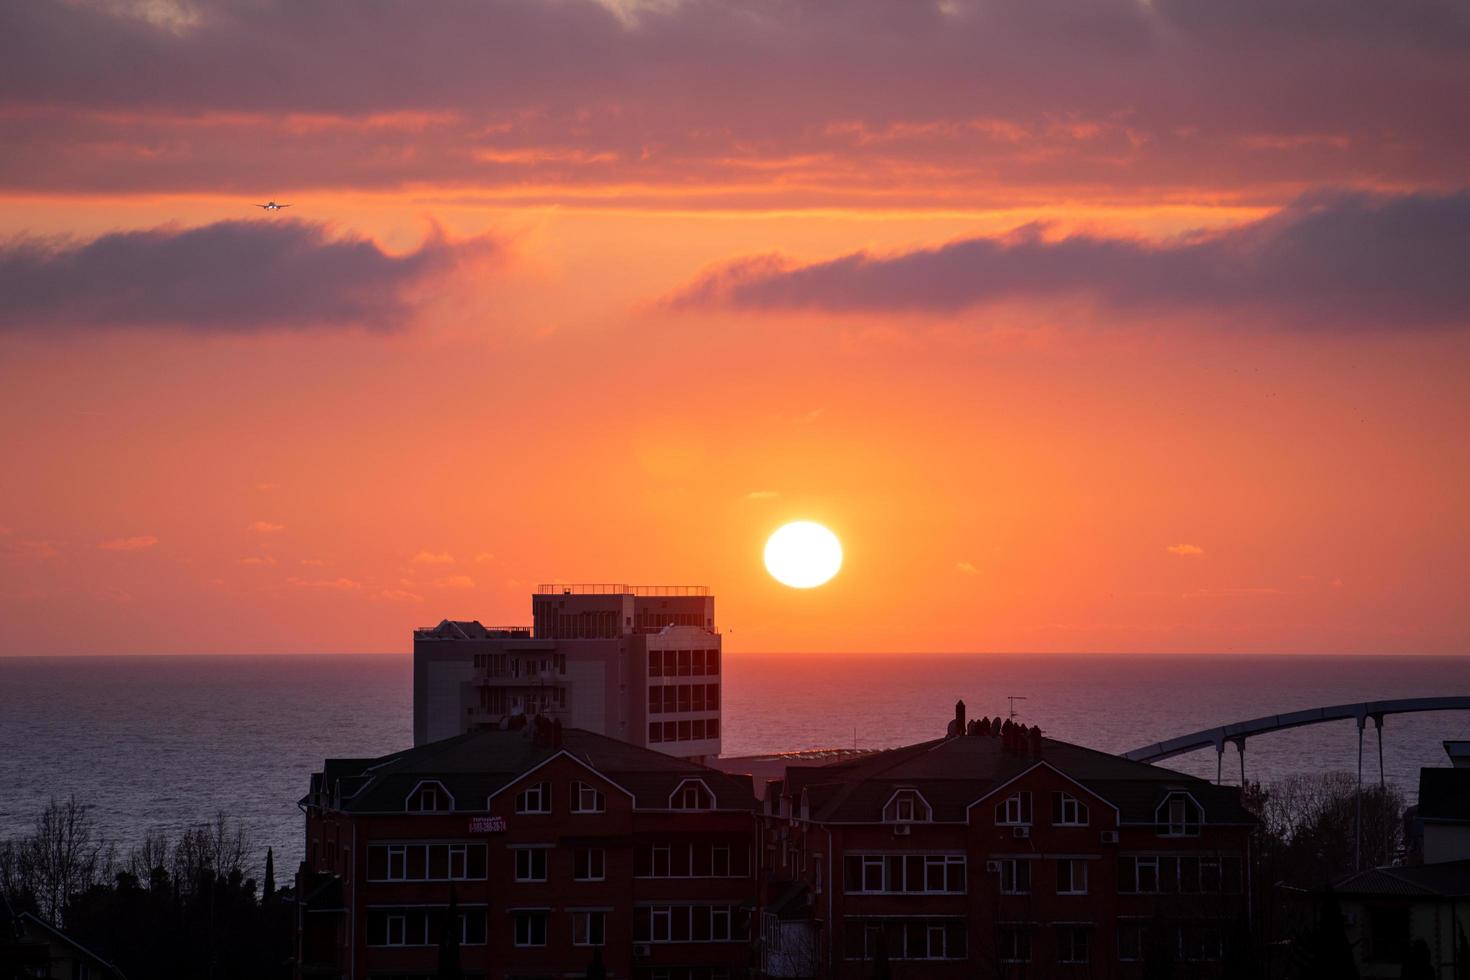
left=413, top=585, right=722, bottom=764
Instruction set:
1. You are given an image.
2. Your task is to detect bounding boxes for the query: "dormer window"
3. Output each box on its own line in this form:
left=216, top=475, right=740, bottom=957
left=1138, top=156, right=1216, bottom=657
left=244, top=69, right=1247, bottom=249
left=573, top=781, right=605, bottom=814
left=996, top=791, right=1032, bottom=826
left=1157, top=792, right=1203, bottom=836
left=516, top=781, right=550, bottom=814
left=1052, top=792, right=1090, bottom=826
left=670, top=779, right=714, bottom=810
left=406, top=781, right=451, bottom=813
left=882, top=789, right=932, bottom=823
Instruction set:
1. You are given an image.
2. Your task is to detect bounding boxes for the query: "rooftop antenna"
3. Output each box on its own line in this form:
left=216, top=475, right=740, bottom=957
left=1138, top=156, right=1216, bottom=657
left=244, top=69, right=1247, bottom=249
left=1007, top=696, right=1027, bottom=720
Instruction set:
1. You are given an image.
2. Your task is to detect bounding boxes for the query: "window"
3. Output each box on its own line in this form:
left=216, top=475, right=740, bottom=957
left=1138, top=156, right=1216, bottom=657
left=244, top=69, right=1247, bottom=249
left=1159, top=792, right=1202, bottom=836
left=649, top=650, right=662, bottom=677
left=573, top=781, right=605, bottom=813
left=671, top=780, right=714, bottom=809
left=711, top=844, right=730, bottom=877
left=692, top=718, right=705, bottom=740
left=516, top=781, right=550, bottom=814
left=707, top=649, right=720, bottom=673
left=707, top=717, right=719, bottom=739
left=367, top=843, right=486, bottom=882
left=407, top=782, right=449, bottom=812
left=711, top=905, right=732, bottom=941
left=996, top=791, right=1032, bottom=825
left=999, top=927, right=1031, bottom=963
left=678, top=685, right=692, bottom=712
left=1181, top=924, right=1224, bottom=962
left=514, top=847, right=548, bottom=882
left=677, top=650, right=691, bottom=675
left=843, top=854, right=964, bottom=894
left=648, top=686, right=661, bottom=714
left=1058, top=926, right=1090, bottom=963
left=653, top=906, right=672, bottom=942
left=1057, top=858, right=1088, bottom=895
left=706, top=682, right=720, bottom=708
left=692, top=684, right=705, bottom=711
left=387, top=913, right=407, bottom=946
left=1052, top=791, right=1090, bottom=826
left=575, top=847, right=605, bottom=881
left=1120, top=855, right=1160, bottom=893
left=652, top=844, right=672, bottom=877
left=692, top=649, right=705, bottom=674
left=999, top=858, right=1031, bottom=895
left=572, top=910, right=605, bottom=946
left=883, top=789, right=932, bottom=823
left=1118, top=923, right=1143, bottom=961
left=649, top=722, right=662, bottom=743
left=513, top=911, right=547, bottom=947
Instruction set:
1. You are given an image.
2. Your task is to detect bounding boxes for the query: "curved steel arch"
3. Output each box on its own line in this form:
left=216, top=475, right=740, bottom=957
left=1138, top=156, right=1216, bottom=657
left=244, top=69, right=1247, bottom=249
left=1123, top=696, right=1470, bottom=763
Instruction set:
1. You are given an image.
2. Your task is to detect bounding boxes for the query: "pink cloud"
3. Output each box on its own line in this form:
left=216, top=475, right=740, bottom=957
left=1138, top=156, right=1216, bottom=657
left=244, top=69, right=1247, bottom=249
left=249, top=521, right=285, bottom=533
left=98, top=534, right=158, bottom=551
left=1166, top=544, right=1205, bottom=557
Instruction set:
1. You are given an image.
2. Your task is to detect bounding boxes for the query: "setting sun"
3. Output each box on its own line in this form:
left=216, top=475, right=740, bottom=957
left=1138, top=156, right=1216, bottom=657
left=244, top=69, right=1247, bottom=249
left=764, top=521, right=843, bottom=589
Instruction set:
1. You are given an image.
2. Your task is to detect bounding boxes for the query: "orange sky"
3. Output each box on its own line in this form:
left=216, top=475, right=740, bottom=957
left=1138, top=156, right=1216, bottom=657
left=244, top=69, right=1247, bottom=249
left=2, top=0, right=1468, bottom=655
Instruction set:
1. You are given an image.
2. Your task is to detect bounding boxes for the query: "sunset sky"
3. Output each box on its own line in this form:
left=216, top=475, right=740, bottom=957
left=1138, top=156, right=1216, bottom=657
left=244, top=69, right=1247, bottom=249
left=2, top=0, right=1467, bottom=656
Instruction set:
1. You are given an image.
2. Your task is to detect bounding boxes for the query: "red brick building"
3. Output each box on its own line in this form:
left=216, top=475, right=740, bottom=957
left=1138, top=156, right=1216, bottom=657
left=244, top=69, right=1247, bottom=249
left=756, top=704, right=1254, bottom=977
left=297, top=721, right=757, bottom=980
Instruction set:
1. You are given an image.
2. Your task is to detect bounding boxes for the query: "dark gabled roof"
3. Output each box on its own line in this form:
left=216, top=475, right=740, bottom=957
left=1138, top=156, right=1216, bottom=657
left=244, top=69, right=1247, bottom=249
left=1336, top=860, right=1470, bottom=898
left=313, top=727, right=755, bottom=814
left=17, top=913, right=127, bottom=979
left=785, top=734, right=1253, bottom=825
left=1418, top=768, right=1470, bottom=823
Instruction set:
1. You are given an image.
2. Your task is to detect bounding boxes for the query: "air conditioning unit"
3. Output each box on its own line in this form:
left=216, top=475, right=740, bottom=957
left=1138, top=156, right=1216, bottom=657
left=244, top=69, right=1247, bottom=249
left=1101, top=830, right=1120, bottom=844
left=893, top=824, right=912, bottom=836
left=1012, top=826, right=1030, bottom=839
left=986, top=860, right=1002, bottom=872
left=634, top=943, right=653, bottom=959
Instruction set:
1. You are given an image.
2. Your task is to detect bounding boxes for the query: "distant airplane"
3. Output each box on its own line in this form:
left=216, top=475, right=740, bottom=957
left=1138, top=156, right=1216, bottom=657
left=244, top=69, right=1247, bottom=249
left=255, top=201, right=291, bottom=211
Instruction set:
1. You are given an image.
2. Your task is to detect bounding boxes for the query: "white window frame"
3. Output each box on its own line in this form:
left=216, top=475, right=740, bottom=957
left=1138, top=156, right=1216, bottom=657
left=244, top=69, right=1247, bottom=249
left=999, top=858, right=1031, bottom=895
left=516, top=781, right=550, bottom=814
left=514, top=847, right=548, bottom=882
left=1058, top=926, right=1090, bottom=963
left=1054, top=791, right=1090, bottom=826
left=1058, top=858, right=1088, bottom=895
left=386, top=913, right=407, bottom=946
left=575, top=847, right=606, bottom=881
left=573, top=781, right=606, bottom=814
left=996, top=791, right=1032, bottom=826
left=513, top=911, right=547, bottom=947
left=572, top=910, right=605, bottom=947
left=711, top=905, right=731, bottom=941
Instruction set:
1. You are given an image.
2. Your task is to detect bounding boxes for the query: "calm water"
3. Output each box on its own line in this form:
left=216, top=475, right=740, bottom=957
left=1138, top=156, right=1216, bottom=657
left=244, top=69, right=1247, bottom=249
left=3, top=653, right=1469, bottom=871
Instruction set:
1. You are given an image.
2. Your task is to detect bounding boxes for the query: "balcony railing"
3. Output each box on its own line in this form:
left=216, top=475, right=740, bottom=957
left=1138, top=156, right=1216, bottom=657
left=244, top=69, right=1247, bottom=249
left=534, top=584, right=710, bottom=597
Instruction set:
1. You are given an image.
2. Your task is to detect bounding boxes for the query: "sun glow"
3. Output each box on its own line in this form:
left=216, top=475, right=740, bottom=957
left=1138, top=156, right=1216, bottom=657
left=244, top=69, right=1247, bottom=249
left=764, top=521, right=843, bottom=589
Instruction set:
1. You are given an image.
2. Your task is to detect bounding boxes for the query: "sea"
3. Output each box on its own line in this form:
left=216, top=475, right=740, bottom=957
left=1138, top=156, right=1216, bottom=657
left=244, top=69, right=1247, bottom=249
left=2, top=653, right=1468, bottom=873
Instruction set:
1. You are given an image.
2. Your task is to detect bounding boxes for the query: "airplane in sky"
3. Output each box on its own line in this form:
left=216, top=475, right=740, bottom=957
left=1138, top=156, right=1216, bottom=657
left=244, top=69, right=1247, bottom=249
left=255, top=201, right=291, bottom=211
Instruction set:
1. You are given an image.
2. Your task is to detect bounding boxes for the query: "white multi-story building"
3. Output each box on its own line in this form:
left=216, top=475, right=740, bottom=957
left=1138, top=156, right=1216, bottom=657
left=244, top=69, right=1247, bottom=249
left=412, top=584, right=723, bottom=762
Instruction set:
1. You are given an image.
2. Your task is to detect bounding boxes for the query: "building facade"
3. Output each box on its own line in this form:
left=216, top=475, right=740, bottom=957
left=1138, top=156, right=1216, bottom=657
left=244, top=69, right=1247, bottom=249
left=297, top=722, right=757, bottom=980
left=413, top=585, right=722, bottom=763
left=756, top=703, right=1255, bottom=978
left=1339, top=740, right=1470, bottom=978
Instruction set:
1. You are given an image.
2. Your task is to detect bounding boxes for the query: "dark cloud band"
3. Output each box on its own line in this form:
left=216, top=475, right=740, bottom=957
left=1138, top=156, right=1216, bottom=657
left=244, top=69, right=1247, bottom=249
left=0, top=220, right=492, bottom=331
left=672, top=189, right=1470, bottom=328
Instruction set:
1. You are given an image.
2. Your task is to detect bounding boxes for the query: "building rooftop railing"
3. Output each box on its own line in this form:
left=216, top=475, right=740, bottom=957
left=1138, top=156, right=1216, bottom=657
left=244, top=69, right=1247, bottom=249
left=413, top=625, right=534, bottom=638
left=534, top=584, right=711, bottom=597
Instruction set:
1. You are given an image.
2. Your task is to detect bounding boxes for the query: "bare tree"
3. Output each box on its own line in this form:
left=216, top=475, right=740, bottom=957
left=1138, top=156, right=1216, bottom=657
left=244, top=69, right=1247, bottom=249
left=2, top=796, right=114, bottom=926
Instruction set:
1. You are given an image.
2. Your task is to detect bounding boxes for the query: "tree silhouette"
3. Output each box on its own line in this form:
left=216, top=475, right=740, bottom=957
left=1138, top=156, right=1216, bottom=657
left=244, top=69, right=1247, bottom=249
left=436, top=886, right=463, bottom=980
left=1401, top=937, right=1434, bottom=980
